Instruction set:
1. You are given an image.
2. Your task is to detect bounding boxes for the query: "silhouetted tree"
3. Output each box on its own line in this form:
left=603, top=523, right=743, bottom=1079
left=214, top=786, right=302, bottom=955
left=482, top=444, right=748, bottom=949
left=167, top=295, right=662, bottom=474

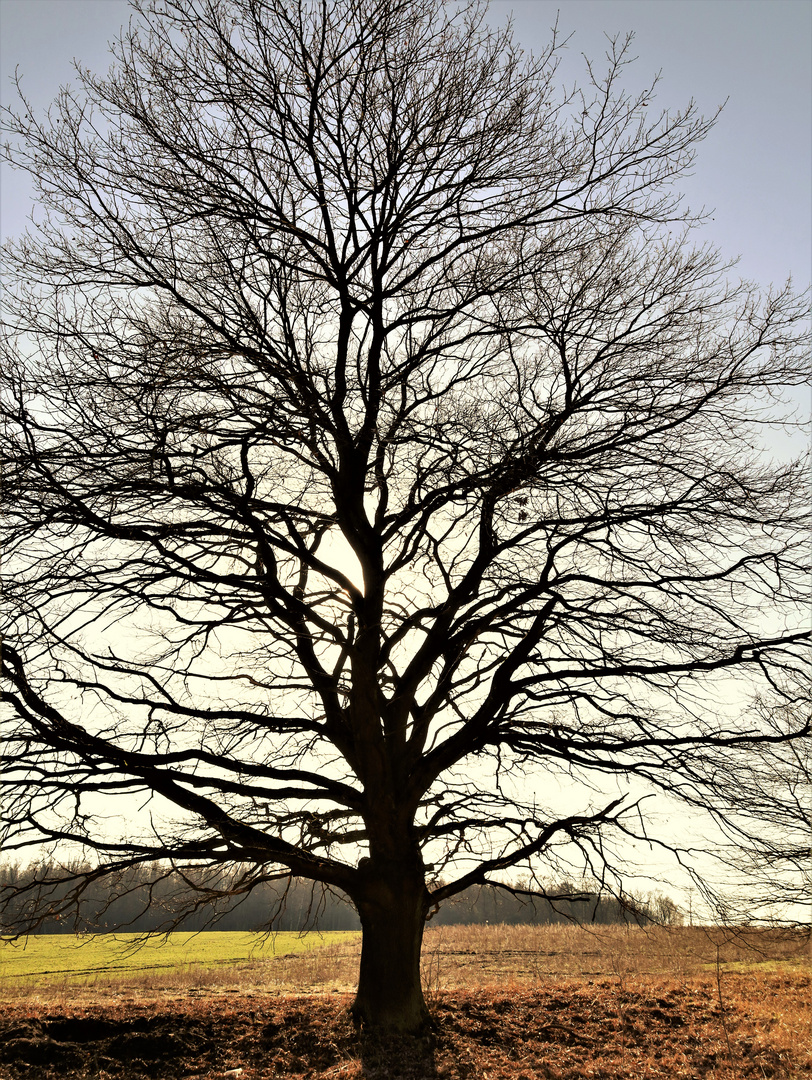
left=708, top=683, right=811, bottom=924
left=1, top=0, right=808, bottom=1033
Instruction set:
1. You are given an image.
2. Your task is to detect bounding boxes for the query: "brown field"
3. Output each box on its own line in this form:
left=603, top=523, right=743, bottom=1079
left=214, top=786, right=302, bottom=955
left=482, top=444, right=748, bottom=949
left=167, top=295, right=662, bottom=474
left=1, top=924, right=809, bottom=1079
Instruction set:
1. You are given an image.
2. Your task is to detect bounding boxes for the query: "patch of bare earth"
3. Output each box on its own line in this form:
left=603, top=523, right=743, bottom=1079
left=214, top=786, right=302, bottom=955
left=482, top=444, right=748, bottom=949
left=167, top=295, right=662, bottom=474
left=0, top=972, right=809, bottom=1079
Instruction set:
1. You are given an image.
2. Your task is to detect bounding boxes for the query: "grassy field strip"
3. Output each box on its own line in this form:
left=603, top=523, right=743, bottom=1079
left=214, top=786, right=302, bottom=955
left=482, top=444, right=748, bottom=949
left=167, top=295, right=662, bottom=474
left=0, top=930, right=360, bottom=984
left=2, top=925, right=808, bottom=996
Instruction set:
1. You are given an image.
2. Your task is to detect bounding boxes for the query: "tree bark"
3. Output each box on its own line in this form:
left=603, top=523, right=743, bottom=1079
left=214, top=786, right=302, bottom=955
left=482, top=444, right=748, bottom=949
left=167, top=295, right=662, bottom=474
left=351, top=860, right=430, bottom=1034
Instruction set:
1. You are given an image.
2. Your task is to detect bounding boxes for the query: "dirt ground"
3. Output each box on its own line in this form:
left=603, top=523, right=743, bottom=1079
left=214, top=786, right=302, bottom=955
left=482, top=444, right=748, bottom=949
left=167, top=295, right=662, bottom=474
left=1, top=971, right=809, bottom=1080
left=2, top=927, right=809, bottom=1079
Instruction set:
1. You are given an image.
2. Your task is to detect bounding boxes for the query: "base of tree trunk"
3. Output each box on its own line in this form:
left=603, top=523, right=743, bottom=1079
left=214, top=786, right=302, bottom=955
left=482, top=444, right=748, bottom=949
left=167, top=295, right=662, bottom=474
left=350, top=871, right=430, bottom=1034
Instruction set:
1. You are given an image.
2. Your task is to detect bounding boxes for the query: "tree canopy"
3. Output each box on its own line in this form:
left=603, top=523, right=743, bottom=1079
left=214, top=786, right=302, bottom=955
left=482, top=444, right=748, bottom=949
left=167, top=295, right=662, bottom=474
left=1, top=0, right=809, bottom=1033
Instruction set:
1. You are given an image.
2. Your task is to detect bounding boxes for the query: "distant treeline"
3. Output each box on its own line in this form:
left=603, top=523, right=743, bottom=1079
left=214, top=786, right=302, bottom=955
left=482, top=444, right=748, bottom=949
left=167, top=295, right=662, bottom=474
left=0, top=860, right=683, bottom=935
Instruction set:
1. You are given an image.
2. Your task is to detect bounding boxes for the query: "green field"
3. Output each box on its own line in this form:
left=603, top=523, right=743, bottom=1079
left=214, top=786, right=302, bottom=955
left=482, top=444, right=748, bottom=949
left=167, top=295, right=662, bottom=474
left=0, top=931, right=359, bottom=986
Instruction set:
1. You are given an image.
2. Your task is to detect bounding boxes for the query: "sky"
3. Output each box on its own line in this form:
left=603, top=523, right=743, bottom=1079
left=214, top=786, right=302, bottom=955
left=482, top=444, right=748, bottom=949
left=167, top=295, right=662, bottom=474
left=0, top=0, right=809, bottom=914
left=1, top=0, right=810, bottom=289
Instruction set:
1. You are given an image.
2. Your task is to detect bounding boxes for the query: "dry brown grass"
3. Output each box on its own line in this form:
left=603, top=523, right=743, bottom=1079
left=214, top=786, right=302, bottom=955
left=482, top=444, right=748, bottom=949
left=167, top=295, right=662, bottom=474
left=1, top=925, right=809, bottom=1079
left=418, top=922, right=810, bottom=987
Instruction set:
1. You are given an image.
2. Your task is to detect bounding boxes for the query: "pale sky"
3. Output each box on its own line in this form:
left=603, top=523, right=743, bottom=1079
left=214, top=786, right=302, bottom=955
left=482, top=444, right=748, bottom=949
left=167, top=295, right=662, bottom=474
left=1, top=0, right=810, bottom=289
left=0, top=0, right=808, bottom=915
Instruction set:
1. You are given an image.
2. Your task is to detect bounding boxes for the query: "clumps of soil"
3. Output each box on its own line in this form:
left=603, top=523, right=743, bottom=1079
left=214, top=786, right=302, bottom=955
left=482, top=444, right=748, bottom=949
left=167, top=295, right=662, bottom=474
left=0, top=1008, right=221, bottom=1078
left=0, top=975, right=809, bottom=1079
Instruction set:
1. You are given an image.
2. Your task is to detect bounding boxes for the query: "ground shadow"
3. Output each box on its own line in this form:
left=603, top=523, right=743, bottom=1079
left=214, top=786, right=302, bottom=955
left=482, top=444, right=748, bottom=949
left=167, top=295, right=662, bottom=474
left=359, top=1027, right=438, bottom=1079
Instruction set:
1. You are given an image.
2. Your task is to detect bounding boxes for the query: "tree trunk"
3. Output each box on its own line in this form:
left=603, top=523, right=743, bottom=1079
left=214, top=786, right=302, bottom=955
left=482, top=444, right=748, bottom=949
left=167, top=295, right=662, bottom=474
left=351, top=861, right=430, bottom=1034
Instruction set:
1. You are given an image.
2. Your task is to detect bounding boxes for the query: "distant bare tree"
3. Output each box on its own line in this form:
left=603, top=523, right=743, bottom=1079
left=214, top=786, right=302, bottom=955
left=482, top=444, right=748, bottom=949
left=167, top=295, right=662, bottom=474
left=1, top=0, right=808, bottom=1033
left=708, top=684, right=811, bottom=924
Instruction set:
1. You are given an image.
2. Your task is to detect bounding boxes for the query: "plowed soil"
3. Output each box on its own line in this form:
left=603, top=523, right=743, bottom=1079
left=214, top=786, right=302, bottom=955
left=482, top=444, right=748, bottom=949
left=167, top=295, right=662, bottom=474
left=1, top=972, right=809, bottom=1079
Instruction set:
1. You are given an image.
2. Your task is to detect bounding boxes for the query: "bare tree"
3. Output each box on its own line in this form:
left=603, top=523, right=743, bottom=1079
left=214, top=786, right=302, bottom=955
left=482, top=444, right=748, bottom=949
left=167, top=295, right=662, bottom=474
left=706, top=683, right=811, bottom=924
left=1, top=0, right=808, bottom=1033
